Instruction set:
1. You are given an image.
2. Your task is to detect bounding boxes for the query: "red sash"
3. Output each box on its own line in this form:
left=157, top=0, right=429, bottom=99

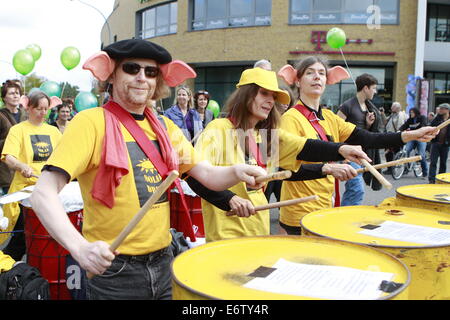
left=228, top=118, right=267, bottom=169
left=293, top=103, right=341, bottom=207
left=104, top=102, right=196, bottom=241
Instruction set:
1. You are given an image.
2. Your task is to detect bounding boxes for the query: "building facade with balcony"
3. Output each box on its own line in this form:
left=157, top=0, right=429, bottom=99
left=101, top=0, right=443, bottom=113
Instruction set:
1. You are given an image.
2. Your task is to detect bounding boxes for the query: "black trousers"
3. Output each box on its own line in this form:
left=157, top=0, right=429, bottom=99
left=3, top=206, right=26, bottom=261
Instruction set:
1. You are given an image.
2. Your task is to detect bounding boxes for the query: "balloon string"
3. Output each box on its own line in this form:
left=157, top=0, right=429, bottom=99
left=339, top=48, right=356, bottom=88
left=61, top=82, right=66, bottom=99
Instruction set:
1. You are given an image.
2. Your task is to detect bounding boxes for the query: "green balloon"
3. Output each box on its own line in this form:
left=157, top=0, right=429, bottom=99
left=26, top=44, right=42, bottom=61
left=61, top=46, right=81, bottom=71
left=207, top=99, right=220, bottom=118
left=12, top=49, right=35, bottom=75
left=75, top=91, right=98, bottom=112
left=326, top=27, right=347, bottom=49
left=40, top=81, right=61, bottom=98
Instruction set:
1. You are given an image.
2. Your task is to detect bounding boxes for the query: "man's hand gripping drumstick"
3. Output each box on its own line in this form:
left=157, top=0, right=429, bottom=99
left=86, top=171, right=179, bottom=279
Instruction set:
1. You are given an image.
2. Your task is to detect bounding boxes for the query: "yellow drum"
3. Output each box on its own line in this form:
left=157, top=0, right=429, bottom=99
left=172, top=236, right=410, bottom=300
left=436, top=173, right=450, bottom=184
left=301, top=206, right=450, bottom=300
left=393, top=184, right=450, bottom=213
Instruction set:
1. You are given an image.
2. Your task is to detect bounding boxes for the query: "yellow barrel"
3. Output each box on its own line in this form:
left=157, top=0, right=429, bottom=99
left=436, top=173, right=450, bottom=184
left=172, top=236, right=410, bottom=300
left=395, top=184, right=450, bottom=213
left=301, top=206, right=450, bottom=300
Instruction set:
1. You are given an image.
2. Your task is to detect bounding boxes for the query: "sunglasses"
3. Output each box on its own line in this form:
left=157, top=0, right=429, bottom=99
left=121, top=62, right=159, bottom=78
left=197, top=90, right=209, bottom=95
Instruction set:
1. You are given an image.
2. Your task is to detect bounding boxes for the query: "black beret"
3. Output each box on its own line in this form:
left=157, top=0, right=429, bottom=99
left=103, top=39, right=172, bottom=64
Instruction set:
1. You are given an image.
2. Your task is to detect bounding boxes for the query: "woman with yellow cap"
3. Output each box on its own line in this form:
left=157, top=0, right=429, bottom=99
left=187, top=67, right=371, bottom=242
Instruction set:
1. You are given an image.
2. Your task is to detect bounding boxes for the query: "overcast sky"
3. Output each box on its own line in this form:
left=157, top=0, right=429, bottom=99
left=0, top=0, right=115, bottom=92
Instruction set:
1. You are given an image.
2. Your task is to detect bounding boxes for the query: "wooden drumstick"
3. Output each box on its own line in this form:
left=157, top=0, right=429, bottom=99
left=87, top=170, right=179, bottom=279
left=360, top=159, right=392, bottom=190
left=226, top=195, right=319, bottom=216
left=255, top=170, right=292, bottom=184
left=356, top=156, right=422, bottom=174
left=436, top=119, right=450, bottom=131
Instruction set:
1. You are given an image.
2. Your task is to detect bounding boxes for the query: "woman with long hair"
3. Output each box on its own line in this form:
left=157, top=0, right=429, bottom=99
left=164, top=85, right=203, bottom=143
left=277, top=56, right=438, bottom=235
left=187, top=67, right=371, bottom=242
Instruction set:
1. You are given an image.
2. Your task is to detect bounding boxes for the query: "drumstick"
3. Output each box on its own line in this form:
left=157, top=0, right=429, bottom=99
left=87, top=170, right=179, bottom=279
left=255, top=170, right=292, bottom=184
left=436, top=119, right=450, bottom=131
left=360, top=159, right=392, bottom=190
left=355, top=156, right=422, bottom=174
left=226, top=195, right=319, bottom=216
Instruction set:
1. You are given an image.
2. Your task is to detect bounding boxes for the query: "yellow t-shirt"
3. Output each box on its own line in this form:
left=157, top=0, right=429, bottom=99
left=46, top=107, right=198, bottom=255
left=195, top=118, right=306, bottom=242
left=279, top=106, right=355, bottom=227
left=1, top=121, right=62, bottom=191
left=0, top=250, right=15, bottom=273
left=0, top=121, right=61, bottom=239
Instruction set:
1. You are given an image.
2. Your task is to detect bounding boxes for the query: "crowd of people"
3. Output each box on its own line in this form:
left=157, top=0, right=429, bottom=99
left=0, top=38, right=446, bottom=300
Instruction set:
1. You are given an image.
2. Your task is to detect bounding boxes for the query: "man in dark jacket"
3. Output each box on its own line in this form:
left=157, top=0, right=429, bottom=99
left=428, top=103, right=450, bottom=184
left=337, top=73, right=383, bottom=206
left=399, top=107, right=429, bottom=178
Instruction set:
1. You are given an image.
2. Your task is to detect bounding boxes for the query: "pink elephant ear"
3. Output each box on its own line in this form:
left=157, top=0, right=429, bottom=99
left=49, top=96, right=62, bottom=109
left=160, top=60, right=197, bottom=87
left=277, top=65, right=298, bottom=85
left=326, top=66, right=350, bottom=85
left=82, top=52, right=116, bottom=81
left=19, top=95, right=29, bottom=110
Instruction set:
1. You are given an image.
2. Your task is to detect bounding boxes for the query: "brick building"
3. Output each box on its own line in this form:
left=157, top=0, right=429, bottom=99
left=101, top=0, right=450, bottom=113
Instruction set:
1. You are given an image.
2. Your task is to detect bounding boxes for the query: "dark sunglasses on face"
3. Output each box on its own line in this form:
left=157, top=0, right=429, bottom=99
left=122, top=62, right=159, bottom=78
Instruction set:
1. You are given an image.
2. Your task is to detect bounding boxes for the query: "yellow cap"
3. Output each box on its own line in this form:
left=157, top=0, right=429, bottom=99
left=236, top=68, right=291, bottom=105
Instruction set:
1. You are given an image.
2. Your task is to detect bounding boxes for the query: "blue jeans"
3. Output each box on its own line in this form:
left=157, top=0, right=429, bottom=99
left=428, top=143, right=449, bottom=183
left=341, top=162, right=365, bottom=206
left=87, top=246, right=174, bottom=300
left=405, top=140, right=428, bottom=177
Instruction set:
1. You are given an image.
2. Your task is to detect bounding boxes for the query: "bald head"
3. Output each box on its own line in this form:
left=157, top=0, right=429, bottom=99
left=391, top=102, right=401, bottom=113
left=254, top=59, right=272, bottom=71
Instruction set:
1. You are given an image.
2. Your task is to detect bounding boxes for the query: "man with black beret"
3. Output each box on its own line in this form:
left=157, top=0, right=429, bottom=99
left=29, top=39, right=268, bottom=300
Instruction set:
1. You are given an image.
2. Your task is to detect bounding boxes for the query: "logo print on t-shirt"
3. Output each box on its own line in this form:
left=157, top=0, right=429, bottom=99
left=30, top=135, right=52, bottom=162
left=127, top=141, right=167, bottom=207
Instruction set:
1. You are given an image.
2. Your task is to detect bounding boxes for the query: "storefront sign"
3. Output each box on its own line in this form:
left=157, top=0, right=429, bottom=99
left=290, top=31, right=395, bottom=56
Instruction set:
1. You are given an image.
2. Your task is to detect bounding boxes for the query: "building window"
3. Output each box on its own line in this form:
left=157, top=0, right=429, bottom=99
left=193, top=65, right=252, bottom=112
left=426, top=72, right=450, bottom=96
left=290, top=0, right=398, bottom=25
left=190, top=0, right=271, bottom=31
left=138, top=1, right=177, bottom=39
left=426, top=3, right=450, bottom=42
left=320, top=65, right=394, bottom=112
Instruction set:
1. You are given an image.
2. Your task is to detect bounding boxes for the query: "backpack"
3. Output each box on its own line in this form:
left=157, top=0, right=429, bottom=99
left=0, top=262, right=50, bottom=300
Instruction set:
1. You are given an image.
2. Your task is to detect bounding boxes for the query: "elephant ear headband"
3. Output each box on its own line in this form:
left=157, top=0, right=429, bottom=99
left=277, top=64, right=350, bottom=86
left=19, top=95, right=62, bottom=111
left=82, top=51, right=196, bottom=87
